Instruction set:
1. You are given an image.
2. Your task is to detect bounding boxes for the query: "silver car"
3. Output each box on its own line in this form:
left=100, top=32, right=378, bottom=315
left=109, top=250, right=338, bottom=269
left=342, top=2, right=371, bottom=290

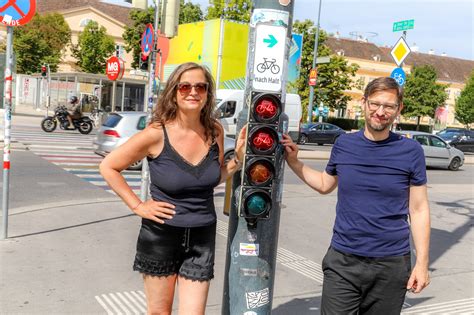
left=397, top=131, right=464, bottom=171
left=94, top=111, right=236, bottom=170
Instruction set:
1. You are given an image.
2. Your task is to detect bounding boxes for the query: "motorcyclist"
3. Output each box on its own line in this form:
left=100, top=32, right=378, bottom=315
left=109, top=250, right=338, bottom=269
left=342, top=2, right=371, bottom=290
left=66, top=95, right=82, bottom=129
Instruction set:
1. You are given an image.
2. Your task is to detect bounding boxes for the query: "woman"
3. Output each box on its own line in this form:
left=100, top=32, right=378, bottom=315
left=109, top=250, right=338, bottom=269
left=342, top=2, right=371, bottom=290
left=100, top=62, right=245, bottom=314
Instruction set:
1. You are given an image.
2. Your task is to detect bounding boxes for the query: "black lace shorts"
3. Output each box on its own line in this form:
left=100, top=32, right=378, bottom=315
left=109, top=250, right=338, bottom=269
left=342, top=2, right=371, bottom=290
left=133, top=220, right=216, bottom=281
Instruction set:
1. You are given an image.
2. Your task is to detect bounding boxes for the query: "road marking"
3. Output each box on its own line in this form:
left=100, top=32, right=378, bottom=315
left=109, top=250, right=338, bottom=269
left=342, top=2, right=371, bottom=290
left=401, top=298, right=474, bottom=314
left=215, top=220, right=324, bottom=283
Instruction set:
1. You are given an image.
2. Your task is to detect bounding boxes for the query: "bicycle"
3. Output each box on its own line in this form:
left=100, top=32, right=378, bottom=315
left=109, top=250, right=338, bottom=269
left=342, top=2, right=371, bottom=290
left=256, top=58, right=280, bottom=74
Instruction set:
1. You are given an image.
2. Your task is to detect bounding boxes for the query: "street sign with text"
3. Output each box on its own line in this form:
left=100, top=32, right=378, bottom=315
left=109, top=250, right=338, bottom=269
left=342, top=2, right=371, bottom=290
left=393, top=19, right=414, bottom=32
left=0, top=0, right=36, bottom=26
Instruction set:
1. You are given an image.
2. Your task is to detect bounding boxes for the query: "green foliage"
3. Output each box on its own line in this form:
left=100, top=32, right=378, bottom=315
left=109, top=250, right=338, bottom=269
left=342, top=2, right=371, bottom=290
left=398, top=123, right=432, bottom=133
left=13, top=13, right=71, bottom=74
left=122, top=7, right=155, bottom=69
left=402, top=65, right=448, bottom=130
left=72, top=21, right=116, bottom=74
left=326, top=117, right=360, bottom=130
left=455, top=70, right=474, bottom=128
left=289, top=20, right=359, bottom=123
left=205, top=0, right=252, bottom=22
left=180, top=0, right=203, bottom=24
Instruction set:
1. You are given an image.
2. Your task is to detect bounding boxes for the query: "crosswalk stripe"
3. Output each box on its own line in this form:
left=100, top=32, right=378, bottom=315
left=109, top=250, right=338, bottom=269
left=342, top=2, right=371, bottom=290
left=401, top=298, right=474, bottom=314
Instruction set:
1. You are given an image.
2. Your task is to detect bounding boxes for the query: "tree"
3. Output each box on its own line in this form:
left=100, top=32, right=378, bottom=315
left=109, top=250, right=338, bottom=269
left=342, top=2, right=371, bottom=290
left=180, top=0, right=203, bottom=24
left=72, top=21, right=116, bottom=74
left=289, top=20, right=359, bottom=122
left=403, top=65, right=448, bottom=130
left=455, top=70, right=474, bottom=128
left=205, top=0, right=252, bottom=23
left=122, top=7, right=155, bottom=69
left=13, top=13, right=71, bottom=74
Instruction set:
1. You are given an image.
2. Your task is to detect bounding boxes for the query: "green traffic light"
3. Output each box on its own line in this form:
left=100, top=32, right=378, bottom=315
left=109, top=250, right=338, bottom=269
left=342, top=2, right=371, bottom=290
left=246, top=193, right=268, bottom=215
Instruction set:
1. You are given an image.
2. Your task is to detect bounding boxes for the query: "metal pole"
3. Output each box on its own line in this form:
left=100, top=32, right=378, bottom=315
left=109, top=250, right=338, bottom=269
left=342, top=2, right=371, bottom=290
left=222, top=0, right=294, bottom=313
left=2, top=26, right=13, bottom=240
left=140, top=0, right=160, bottom=201
left=306, top=0, right=323, bottom=123
left=216, top=17, right=225, bottom=89
left=46, top=64, right=51, bottom=116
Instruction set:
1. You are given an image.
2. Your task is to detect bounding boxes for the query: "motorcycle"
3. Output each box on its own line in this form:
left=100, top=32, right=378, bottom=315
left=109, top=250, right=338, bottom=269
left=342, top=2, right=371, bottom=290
left=41, top=105, right=93, bottom=134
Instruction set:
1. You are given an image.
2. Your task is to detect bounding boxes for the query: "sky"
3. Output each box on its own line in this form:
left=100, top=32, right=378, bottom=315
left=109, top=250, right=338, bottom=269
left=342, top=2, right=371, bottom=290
left=115, top=0, right=473, bottom=60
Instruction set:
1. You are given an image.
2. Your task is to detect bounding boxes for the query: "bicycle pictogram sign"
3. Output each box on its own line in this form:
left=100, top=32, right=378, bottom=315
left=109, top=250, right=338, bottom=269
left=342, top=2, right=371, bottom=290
left=0, top=0, right=36, bottom=26
left=390, top=67, right=406, bottom=86
left=256, top=58, right=281, bottom=74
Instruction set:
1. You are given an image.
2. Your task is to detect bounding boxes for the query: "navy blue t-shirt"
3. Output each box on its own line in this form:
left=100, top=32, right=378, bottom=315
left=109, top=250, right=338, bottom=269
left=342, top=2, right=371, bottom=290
left=325, top=130, right=427, bottom=257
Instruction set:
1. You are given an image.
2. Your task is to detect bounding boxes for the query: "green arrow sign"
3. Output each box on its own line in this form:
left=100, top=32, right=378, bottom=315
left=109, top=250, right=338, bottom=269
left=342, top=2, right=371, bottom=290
left=393, top=19, right=414, bottom=32
left=263, top=34, right=277, bottom=48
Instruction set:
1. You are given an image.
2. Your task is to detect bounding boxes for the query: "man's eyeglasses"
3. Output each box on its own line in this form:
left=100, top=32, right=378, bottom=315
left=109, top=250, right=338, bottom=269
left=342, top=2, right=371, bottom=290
left=366, top=100, right=399, bottom=113
left=177, top=82, right=209, bottom=95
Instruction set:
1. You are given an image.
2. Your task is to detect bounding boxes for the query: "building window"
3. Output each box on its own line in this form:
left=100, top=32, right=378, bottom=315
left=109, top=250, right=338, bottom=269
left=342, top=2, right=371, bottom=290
left=79, top=18, right=95, bottom=27
left=115, top=45, right=125, bottom=59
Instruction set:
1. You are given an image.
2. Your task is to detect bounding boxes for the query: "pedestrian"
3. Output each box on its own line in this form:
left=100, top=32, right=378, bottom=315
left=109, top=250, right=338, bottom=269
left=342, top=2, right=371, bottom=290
left=100, top=62, right=245, bottom=314
left=281, top=77, right=431, bottom=314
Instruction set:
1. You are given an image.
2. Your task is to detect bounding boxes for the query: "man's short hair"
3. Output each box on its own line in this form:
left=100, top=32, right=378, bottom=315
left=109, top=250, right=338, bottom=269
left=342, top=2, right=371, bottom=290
left=363, top=77, right=403, bottom=105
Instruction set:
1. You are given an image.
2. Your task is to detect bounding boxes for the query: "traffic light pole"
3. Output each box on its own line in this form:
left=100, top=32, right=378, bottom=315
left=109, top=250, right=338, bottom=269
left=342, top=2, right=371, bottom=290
left=1, top=26, right=13, bottom=239
left=222, top=1, right=294, bottom=313
left=139, top=0, right=160, bottom=202
left=306, top=0, right=323, bottom=123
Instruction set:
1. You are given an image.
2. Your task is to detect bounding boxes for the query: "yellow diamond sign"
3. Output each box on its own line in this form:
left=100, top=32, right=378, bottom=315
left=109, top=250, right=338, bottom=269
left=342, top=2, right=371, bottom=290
left=390, top=37, right=411, bottom=66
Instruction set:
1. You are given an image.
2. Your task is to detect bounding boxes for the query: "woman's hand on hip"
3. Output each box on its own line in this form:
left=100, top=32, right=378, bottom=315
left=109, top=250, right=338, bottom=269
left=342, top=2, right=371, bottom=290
left=134, top=199, right=176, bottom=224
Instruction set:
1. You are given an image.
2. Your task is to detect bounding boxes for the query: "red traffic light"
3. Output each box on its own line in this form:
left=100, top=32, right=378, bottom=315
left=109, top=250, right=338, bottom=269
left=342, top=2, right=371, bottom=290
left=252, top=94, right=281, bottom=123
left=41, top=65, right=46, bottom=72
left=41, top=65, right=47, bottom=77
left=246, top=158, right=274, bottom=186
left=249, top=127, right=278, bottom=154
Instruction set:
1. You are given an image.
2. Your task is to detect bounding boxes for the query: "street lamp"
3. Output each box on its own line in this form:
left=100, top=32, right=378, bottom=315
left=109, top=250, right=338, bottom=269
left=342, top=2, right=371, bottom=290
left=307, top=0, right=323, bottom=123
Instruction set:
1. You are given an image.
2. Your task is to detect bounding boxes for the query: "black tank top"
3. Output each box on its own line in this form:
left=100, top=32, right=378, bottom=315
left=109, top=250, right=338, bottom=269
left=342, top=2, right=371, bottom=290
left=147, top=125, right=221, bottom=227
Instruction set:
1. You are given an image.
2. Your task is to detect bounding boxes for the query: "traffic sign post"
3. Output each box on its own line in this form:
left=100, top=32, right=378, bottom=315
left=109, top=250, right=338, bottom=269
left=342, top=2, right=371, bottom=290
left=222, top=1, right=294, bottom=314
left=1, top=0, right=36, bottom=239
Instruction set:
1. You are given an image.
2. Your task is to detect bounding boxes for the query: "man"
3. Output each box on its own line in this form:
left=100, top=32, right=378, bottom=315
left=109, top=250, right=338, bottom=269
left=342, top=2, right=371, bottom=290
left=281, top=77, right=430, bottom=314
left=66, top=95, right=82, bottom=129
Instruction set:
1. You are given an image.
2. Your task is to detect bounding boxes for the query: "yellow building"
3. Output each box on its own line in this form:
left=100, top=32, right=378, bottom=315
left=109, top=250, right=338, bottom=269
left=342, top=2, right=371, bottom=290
left=325, top=37, right=474, bottom=127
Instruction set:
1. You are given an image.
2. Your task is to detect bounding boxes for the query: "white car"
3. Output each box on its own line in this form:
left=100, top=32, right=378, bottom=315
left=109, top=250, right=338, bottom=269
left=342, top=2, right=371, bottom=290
left=397, top=131, right=464, bottom=171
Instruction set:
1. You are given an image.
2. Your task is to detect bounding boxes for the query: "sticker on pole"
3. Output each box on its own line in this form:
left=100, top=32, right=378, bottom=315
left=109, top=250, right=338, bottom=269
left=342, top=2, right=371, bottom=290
left=253, top=24, right=286, bottom=92
left=390, top=37, right=411, bottom=67
left=141, top=23, right=155, bottom=57
left=0, top=0, right=36, bottom=26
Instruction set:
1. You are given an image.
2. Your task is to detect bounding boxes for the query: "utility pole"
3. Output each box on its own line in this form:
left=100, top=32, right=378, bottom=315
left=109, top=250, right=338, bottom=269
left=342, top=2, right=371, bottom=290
left=306, top=0, right=323, bottom=123
left=140, top=0, right=160, bottom=201
left=222, top=0, right=294, bottom=313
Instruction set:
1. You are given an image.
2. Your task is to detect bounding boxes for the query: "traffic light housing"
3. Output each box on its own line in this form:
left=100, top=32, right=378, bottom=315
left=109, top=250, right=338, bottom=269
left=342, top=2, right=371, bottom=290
left=139, top=52, right=149, bottom=71
left=41, top=65, right=47, bottom=77
left=238, top=92, right=282, bottom=221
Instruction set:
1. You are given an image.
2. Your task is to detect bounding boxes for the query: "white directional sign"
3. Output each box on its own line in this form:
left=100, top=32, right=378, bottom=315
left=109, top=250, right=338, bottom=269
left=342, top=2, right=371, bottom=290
left=253, top=24, right=287, bottom=92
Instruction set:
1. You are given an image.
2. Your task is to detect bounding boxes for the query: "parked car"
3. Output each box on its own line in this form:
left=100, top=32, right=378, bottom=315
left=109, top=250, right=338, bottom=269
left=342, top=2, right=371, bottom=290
left=94, top=112, right=236, bottom=170
left=397, top=131, right=464, bottom=171
left=437, top=128, right=474, bottom=153
left=298, top=122, right=346, bottom=145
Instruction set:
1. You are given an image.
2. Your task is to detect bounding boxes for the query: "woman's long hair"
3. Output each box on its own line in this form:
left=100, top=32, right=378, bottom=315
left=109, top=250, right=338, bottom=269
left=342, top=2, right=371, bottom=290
left=152, top=62, right=218, bottom=141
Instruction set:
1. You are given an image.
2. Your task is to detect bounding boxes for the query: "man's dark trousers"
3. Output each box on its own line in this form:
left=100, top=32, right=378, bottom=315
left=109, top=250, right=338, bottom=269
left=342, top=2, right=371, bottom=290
left=320, top=247, right=411, bottom=315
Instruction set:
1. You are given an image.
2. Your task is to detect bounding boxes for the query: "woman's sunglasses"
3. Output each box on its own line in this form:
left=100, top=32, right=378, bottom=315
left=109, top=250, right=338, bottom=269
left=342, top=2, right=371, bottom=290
left=177, top=82, right=209, bottom=94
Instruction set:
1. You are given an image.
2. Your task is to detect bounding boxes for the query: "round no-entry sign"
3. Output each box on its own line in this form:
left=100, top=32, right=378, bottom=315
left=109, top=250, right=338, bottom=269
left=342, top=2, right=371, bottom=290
left=0, top=0, right=36, bottom=26
left=106, top=56, right=125, bottom=81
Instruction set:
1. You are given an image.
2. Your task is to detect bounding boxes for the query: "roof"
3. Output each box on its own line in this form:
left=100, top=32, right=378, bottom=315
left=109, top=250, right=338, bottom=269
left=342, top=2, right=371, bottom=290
left=37, top=0, right=134, bottom=26
left=326, top=37, right=474, bottom=84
